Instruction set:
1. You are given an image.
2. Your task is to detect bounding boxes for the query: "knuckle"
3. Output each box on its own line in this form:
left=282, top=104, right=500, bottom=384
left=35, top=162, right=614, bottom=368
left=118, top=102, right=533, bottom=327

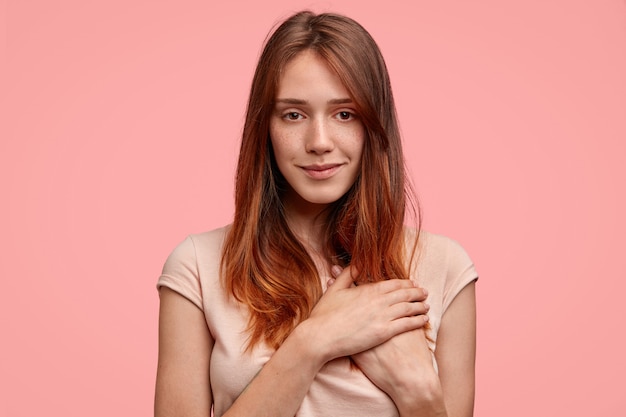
left=372, top=324, right=388, bottom=341
left=414, top=301, right=427, bottom=314
left=400, top=288, right=417, bottom=303
left=402, top=303, right=415, bottom=317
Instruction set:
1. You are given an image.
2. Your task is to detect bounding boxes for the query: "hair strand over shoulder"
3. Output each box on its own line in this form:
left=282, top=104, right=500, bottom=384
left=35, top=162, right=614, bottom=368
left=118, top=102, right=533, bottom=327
left=220, top=11, right=423, bottom=351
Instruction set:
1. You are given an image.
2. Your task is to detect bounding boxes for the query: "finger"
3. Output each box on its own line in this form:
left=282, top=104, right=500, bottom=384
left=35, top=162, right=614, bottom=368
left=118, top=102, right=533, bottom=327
left=385, top=287, right=429, bottom=304
left=327, top=271, right=356, bottom=289
left=325, top=265, right=357, bottom=291
left=387, top=300, right=430, bottom=320
left=414, top=287, right=428, bottom=302
left=387, top=314, right=430, bottom=336
left=331, top=265, right=343, bottom=278
left=365, top=278, right=418, bottom=294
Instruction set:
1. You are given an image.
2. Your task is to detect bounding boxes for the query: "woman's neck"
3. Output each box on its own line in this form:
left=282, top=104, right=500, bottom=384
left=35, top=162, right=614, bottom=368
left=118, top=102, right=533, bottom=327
left=283, top=198, right=332, bottom=276
left=285, top=209, right=326, bottom=252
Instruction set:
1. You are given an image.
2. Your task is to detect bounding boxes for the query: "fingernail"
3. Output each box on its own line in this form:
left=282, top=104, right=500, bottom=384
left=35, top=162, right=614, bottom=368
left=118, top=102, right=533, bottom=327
left=423, top=315, right=429, bottom=322
left=423, top=288, right=428, bottom=296
left=424, top=303, right=430, bottom=310
left=331, top=265, right=343, bottom=277
left=327, top=278, right=336, bottom=286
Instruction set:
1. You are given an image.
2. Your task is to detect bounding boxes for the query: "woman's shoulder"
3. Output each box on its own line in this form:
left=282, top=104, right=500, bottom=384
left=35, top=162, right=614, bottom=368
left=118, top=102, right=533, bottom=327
left=158, top=225, right=232, bottom=307
left=404, top=227, right=476, bottom=272
left=187, top=224, right=232, bottom=249
left=162, top=225, right=232, bottom=271
left=404, top=227, right=461, bottom=250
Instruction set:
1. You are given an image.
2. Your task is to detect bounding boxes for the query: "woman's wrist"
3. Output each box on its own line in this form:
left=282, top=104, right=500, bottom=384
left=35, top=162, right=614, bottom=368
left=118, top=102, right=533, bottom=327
left=390, top=371, right=448, bottom=417
left=289, top=319, right=331, bottom=370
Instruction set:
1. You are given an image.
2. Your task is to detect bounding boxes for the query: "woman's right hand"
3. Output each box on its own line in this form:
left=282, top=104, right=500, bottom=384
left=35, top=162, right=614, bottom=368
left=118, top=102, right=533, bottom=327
left=302, top=265, right=429, bottom=363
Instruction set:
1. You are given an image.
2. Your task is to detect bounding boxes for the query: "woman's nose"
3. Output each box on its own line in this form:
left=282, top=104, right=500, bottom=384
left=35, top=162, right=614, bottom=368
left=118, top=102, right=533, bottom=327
left=305, top=119, right=335, bottom=154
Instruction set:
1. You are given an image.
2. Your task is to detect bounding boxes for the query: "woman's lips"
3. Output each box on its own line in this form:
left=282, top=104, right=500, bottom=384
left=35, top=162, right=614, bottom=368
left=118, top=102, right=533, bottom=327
left=300, top=164, right=343, bottom=180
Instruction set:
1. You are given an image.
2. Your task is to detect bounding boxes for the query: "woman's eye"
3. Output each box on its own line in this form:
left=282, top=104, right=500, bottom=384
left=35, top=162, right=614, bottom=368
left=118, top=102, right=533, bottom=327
left=337, top=111, right=353, bottom=120
left=285, top=112, right=302, bottom=120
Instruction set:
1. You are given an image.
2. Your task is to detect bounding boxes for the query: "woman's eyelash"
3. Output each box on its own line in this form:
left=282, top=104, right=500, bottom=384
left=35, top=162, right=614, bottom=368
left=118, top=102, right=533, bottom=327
left=337, top=111, right=358, bottom=120
left=284, top=112, right=302, bottom=120
left=281, top=110, right=357, bottom=120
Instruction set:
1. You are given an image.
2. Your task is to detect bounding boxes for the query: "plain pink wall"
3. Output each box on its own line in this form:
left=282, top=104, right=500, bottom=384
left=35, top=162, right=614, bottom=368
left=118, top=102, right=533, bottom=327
left=2, top=0, right=625, bottom=415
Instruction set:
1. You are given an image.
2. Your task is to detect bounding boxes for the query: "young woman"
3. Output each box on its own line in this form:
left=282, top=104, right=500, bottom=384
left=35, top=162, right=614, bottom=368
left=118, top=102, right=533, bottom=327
left=155, top=11, right=477, bottom=417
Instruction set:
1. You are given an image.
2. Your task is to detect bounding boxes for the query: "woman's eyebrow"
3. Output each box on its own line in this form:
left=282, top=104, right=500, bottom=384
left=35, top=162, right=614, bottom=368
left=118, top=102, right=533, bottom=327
left=274, top=98, right=353, bottom=105
left=275, top=98, right=308, bottom=105
left=328, top=98, right=353, bottom=104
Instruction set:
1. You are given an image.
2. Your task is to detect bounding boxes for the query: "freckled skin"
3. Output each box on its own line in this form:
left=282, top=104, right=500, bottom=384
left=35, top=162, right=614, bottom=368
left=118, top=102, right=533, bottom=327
left=270, top=50, right=365, bottom=212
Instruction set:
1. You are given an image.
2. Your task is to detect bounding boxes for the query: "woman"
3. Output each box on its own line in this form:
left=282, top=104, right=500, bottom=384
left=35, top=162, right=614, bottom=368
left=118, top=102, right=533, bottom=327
left=155, top=11, right=477, bottom=417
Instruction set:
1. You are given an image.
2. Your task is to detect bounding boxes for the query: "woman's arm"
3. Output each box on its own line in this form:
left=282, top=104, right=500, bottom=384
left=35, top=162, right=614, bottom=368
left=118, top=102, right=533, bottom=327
left=155, top=287, right=214, bottom=417
left=156, top=267, right=429, bottom=417
left=222, top=267, right=429, bottom=417
left=350, top=315, right=448, bottom=417
left=434, top=281, right=476, bottom=417
left=350, top=282, right=476, bottom=417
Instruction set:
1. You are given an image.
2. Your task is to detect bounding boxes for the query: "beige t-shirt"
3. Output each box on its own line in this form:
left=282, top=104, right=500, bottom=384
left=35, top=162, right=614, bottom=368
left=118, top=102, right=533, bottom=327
left=157, top=226, right=478, bottom=417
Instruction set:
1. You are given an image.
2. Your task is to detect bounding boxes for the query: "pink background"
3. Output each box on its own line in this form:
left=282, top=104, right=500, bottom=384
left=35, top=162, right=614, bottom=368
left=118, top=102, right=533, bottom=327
left=2, top=0, right=625, bottom=415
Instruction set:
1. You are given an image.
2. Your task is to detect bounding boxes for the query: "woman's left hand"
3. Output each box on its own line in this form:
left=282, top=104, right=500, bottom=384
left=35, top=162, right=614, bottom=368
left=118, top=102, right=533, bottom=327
left=328, top=266, right=448, bottom=417
left=352, top=329, right=447, bottom=416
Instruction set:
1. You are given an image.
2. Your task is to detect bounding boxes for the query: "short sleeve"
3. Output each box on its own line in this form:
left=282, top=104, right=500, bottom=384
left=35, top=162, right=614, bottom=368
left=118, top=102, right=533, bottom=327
left=442, top=238, right=478, bottom=313
left=157, top=236, right=203, bottom=310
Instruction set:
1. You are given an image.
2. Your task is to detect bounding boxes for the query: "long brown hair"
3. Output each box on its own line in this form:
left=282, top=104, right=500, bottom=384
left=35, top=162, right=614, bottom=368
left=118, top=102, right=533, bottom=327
left=221, top=11, right=421, bottom=350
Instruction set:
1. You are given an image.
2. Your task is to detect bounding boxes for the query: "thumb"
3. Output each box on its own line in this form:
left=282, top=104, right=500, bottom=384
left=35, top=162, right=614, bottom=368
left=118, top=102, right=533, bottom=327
left=326, top=265, right=358, bottom=291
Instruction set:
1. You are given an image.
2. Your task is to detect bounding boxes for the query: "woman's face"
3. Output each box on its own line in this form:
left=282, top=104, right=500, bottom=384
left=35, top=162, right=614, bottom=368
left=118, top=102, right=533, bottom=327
left=269, top=50, right=365, bottom=212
